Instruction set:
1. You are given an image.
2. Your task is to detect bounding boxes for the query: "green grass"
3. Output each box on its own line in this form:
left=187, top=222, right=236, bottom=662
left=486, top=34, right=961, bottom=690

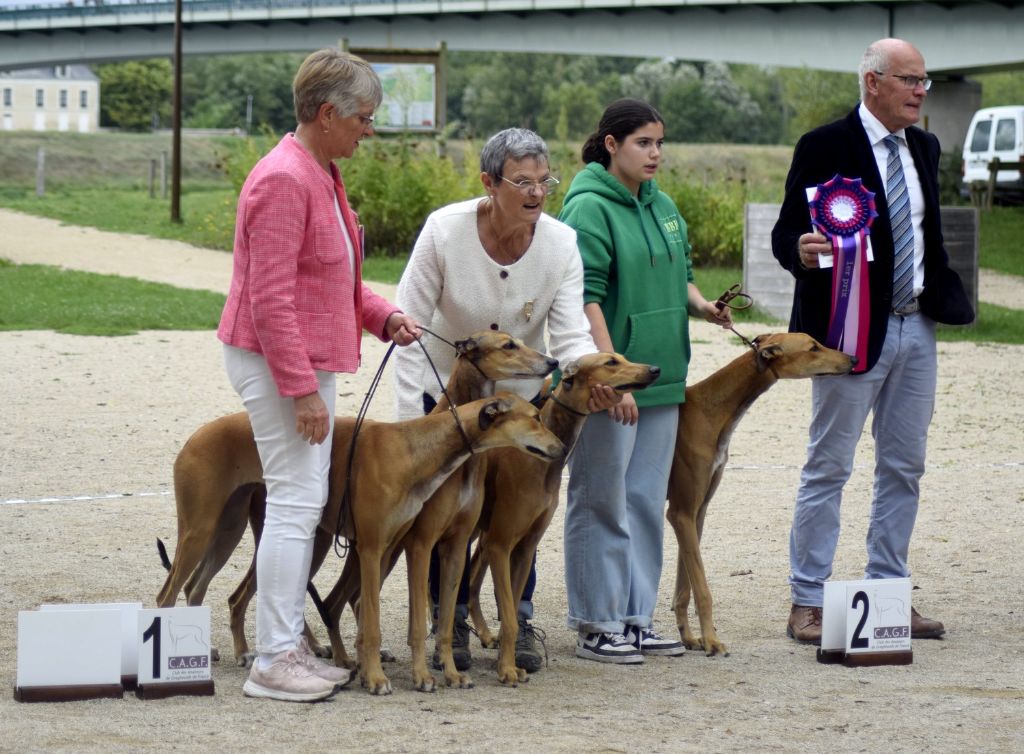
left=980, top=207, right=1024, bottom=277
left=0, top=260, right=225, bottom=336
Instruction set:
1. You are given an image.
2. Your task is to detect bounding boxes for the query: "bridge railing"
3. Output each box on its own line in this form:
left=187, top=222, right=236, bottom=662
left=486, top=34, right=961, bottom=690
left=0, top=0, right=395, bottom=28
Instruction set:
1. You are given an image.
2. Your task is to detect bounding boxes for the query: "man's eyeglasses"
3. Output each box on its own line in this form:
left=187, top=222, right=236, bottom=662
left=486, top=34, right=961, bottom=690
left=875, top=72, right=932, bottom=91
left=500, top=176, right=560, bottom=194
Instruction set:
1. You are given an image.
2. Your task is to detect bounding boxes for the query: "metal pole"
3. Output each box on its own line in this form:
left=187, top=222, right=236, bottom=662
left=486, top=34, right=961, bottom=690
left=170, top=0, right=182, bottom=222
left=246, top=94, right=253, bottom=134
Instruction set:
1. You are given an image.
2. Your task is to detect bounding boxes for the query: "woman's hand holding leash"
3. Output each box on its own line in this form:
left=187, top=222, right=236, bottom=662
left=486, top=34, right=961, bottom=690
left=386, top=312, right=421, bottom=346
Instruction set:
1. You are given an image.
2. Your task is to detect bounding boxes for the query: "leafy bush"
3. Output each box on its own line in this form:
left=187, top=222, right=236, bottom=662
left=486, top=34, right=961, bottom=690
left=342, top=136, right=478, bottom=256
left=214, top=133, right=478, bottom=256
left=658, top=169, right=745, bottom=266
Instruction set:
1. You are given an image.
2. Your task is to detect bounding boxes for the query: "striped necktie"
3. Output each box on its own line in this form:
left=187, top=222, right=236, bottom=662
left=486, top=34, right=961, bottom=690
left=884, top=135, right=914, bottom=311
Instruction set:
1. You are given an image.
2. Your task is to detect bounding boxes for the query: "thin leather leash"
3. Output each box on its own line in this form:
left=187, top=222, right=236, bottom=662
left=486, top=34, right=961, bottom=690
left=715, top=283, right=758, bottom=352
left=332, top=327, right=474, bottom=558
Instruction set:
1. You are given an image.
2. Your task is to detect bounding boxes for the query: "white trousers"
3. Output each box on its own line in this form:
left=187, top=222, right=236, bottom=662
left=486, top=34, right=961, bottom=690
left=223, top=345, right=336, bottom=656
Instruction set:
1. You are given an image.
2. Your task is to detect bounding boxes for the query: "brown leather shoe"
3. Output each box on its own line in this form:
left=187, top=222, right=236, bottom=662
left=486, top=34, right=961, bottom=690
left=910, top=607, right=945, bottom=639
left=787, top=604, right=822, bottom=645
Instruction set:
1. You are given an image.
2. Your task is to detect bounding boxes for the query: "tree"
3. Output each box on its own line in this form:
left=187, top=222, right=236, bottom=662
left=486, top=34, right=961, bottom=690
left=97, top=59, right=172, bottom=131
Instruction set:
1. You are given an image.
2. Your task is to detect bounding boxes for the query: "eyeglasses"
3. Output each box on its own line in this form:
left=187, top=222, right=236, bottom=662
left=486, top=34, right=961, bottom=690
left=500, top=176, right=560, bottom=194
left=874, top=71, right=932, bottom=91
left=357, top=113, right=375, bottom=126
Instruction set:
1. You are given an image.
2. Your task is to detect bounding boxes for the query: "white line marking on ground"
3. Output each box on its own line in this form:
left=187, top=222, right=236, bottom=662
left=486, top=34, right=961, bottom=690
left=5, top=460, right=1020, bottom=506
left=1, top=491, right=173, bottom=506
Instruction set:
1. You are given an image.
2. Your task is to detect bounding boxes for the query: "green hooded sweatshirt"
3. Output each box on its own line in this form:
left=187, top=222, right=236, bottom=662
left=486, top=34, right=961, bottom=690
left=559, top=162, right=694, bottom=407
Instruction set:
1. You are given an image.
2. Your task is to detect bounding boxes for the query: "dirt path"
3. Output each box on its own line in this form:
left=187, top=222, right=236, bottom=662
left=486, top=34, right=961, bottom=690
left=1, top=208, right=1023, bottom=753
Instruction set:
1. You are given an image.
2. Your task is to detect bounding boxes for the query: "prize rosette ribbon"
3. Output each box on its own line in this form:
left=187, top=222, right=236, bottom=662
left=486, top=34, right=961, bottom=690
left=809, top=174, right=877, bottom=373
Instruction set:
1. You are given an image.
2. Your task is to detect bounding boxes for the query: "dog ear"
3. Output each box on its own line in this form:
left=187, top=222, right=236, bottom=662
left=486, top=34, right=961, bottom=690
left=455, top=337, right=478, bottom=358
left=560, top=360, right=580, bottom=387
left=754, top=342, right=783, bottom=372
left=478, top=398, right=502, bottom=430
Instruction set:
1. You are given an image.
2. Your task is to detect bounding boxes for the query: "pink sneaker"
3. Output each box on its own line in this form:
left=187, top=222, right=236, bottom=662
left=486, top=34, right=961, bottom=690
left=297, top=637, right=352, bottom=688
left=242, top=650, right=336, bottom=702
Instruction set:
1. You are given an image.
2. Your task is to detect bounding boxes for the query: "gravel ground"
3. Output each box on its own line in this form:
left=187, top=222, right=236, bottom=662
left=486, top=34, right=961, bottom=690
left=1, top=208, right=1022, bottom=753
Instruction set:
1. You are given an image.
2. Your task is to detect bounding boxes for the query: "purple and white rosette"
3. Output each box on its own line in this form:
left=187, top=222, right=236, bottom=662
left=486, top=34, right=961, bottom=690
left=809, top=174, right=877, bottom=372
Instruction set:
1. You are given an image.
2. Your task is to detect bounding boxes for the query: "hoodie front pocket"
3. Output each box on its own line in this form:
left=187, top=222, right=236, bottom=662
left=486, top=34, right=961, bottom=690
left=623, top=306, right=689, bottom=385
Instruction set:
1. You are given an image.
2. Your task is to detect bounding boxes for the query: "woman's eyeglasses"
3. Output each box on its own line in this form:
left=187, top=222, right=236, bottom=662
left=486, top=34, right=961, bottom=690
left=500, top=176, right=560, bottom=194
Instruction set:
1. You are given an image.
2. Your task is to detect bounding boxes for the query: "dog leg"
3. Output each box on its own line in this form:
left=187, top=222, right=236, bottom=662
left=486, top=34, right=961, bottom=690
left=486, top=537, right=527, bottom=686
left=669, top=510, right=727, bottom=656
left=355, top=544, right=392, bottom=695
left=320, top=550, right=359, bottom=670
left=435, top=534, right=474, bottom=689
left=404, top=536, right=437, bottom=693
left=227, top=559, right=257, bottom=667
left=467, top=535, right=498, bottom=650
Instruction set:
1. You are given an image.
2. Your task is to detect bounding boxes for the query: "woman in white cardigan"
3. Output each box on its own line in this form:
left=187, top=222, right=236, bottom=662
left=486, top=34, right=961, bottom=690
left=394, top=127, right=615, bottom=675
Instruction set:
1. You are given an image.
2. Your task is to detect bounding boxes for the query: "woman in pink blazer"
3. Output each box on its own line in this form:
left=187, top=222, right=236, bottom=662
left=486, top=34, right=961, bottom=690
left=218, top=49, right=418, bottom=703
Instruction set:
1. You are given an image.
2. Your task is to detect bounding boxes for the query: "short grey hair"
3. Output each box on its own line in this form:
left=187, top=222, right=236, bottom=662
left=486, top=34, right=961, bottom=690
left=479, top=128, right=550, bottom=178
left=859, top=39, right=893, bottom=100
left=293, top=48, right=383, bottom=124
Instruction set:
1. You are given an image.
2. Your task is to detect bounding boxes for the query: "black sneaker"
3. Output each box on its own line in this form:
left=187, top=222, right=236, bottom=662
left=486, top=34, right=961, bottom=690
left=575, top=631, right=643, bottom=664
left=515, top=618, right=546, bottom=673
left=432, top=612, right=473, bottom=671
left=623, top=624, right=686, bottom=657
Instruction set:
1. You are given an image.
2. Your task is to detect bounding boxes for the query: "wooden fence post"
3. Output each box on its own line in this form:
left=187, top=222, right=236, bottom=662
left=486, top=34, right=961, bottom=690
left=35, top=147, right=45, bottom=197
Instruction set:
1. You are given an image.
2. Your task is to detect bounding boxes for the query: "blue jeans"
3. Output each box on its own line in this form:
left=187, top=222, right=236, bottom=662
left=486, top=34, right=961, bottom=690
left=564, top=404, right=678, bottom=634
left=790, top=313, right=937, bottom=606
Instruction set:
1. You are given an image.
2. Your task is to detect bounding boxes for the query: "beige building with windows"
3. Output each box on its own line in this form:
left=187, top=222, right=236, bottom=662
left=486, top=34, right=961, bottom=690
left=1, top=65, right=100, bottom=133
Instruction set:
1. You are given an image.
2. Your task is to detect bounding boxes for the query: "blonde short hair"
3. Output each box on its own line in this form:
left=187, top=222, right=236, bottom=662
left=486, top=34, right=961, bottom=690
left=293, top=49, right=383, bottom=124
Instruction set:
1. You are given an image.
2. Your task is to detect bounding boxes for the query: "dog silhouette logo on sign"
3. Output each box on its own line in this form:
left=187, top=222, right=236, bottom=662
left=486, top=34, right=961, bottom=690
left=167, top=618, right=209, bottom=655
left=874, top=595, right=908, bottom=625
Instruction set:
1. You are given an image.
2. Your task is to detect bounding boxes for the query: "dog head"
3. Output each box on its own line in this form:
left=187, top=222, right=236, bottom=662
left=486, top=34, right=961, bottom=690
left=455, top=330, right=558, bottom=381
left=475, top=392, right=565, bottom=460
left=750, top=333, right=857, bottom=378
left=554, top=352, right=661, bottom=413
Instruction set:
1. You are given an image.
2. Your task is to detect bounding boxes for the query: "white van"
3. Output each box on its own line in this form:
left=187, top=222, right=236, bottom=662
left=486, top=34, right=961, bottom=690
left=961, top=106, right=1024, bottom=198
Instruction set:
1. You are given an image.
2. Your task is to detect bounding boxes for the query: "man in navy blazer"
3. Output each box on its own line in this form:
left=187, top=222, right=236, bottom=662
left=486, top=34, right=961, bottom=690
left=772, top=38, right=973, bottom=645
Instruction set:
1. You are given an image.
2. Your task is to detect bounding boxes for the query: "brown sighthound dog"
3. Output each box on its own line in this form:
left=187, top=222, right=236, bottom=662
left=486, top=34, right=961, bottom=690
left=316, top=392, right=565, bottom=695
left=666, top=332, right=856, bottom=656
left=156, top=331, right=556, bottom=667
left=466, top=352, right=661, bottom=685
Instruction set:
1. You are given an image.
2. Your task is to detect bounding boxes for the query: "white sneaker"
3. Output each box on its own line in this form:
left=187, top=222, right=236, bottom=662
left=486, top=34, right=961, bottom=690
left=297, top=637, right=352, bottom=688
left=243, top=650, right=337, bottom=702
left=623, top=625, right=686, bottom=657
left=575, top=631, right=643, bottom=664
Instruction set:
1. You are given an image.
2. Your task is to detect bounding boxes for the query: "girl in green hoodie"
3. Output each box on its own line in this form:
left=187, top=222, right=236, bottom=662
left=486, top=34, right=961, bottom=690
left=559, top=98, right=731, bottom=664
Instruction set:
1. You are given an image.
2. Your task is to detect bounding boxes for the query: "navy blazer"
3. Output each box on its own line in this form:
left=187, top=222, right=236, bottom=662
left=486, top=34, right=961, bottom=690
left=772, top=107, right=974, bottom=372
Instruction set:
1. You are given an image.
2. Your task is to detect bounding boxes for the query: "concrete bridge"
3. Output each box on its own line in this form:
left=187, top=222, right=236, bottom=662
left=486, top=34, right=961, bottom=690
left=2, top=0, right=1022, bottom=149
left=2, top=0, right=1021, bottom=74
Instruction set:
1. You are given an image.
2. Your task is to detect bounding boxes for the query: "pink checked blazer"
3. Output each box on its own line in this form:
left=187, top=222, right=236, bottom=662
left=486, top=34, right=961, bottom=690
left=217, top=134, right=399, bottom=397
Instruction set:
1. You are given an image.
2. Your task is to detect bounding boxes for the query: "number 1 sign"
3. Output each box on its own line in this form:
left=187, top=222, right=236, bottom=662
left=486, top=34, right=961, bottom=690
left=135, top=606, right=215, bottom=699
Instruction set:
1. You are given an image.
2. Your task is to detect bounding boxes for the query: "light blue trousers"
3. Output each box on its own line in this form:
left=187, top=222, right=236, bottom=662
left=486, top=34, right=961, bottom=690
left=790, top=313, right=937, bottom=607
left=564, top=404, right=678, bottom=634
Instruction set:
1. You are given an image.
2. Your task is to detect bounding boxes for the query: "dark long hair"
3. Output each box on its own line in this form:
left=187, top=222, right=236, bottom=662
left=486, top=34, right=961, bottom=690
left=581, top=98, right=665, bottom=167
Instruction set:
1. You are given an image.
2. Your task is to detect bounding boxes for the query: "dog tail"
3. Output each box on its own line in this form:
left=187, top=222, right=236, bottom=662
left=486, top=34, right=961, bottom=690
left=307, top=581, right=332, bottom=629
left=156, top=538, right=172, bottom=571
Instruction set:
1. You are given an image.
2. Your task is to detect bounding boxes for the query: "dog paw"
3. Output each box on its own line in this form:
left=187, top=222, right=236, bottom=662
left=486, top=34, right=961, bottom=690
left=236, top=651, right=256, bottom=668
left=412, top=674, right=437, bottom=693
left=444, top=672, right=473, bottom=690
left=497, top=666, right=527, bottom=686
left=379, top=646, right=397, bottom=663
left=361, top=670, right=393, bottom=696
left=700, top=638, right=729, bottom=657
left=210, top=647, right=221, bottom=662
